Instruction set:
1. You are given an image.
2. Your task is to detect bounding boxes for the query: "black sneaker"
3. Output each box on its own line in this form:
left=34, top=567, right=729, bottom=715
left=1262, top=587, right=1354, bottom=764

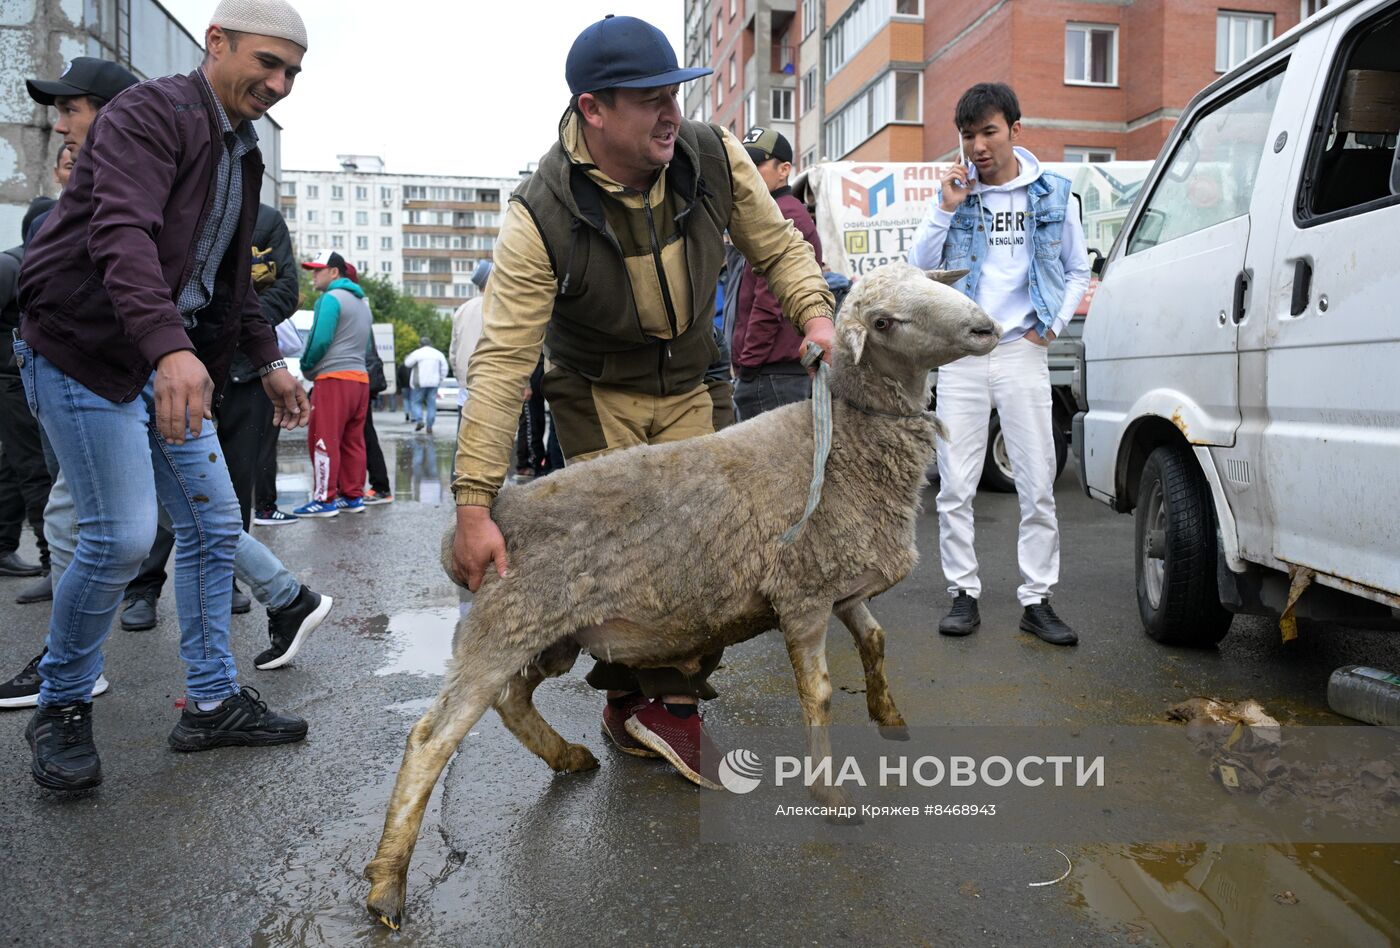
left=0, top=651, right=110, bottom=710
left=938, top=591, right=981, bottom=636
left=168, top=686, right=307, bottom=752
left=26, top=701, right=101, bottom=790
left=231, top=583, right=252, bottom=615
left=1020, top=599, right=1079, bottom=646
left=255, top=586, right=333, bottom=670
left=120, top=592, right=158, bottom=631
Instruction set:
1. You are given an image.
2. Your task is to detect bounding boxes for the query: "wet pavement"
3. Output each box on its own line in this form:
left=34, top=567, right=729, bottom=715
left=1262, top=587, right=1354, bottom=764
left=1, top=410, right=1397, bottom=946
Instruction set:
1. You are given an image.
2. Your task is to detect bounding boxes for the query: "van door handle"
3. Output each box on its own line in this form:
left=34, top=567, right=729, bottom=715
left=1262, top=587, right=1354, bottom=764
left=1232, top=270, right=1250, bottom=324
left=1289, top=258, right=1312, bottom=316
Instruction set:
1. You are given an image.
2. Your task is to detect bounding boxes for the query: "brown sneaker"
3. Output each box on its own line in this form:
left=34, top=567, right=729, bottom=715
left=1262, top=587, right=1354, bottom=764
left=601, top=692, right=659, bottom=758
left=625, top=701, right=724, bottom=789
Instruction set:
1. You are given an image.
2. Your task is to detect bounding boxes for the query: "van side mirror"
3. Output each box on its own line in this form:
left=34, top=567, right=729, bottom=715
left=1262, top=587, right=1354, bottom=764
left=1089, top=248, right=1106, bottom=277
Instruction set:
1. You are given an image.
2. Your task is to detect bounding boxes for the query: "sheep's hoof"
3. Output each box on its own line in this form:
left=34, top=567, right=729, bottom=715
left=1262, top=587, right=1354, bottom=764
left=555, top=743, right=600, bottom=773
left=365, top=875, right=406, bottom=931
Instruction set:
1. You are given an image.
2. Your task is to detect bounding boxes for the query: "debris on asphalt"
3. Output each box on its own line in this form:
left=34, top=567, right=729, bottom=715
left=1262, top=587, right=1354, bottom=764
left=1027, top=848, right=1072, bottom=888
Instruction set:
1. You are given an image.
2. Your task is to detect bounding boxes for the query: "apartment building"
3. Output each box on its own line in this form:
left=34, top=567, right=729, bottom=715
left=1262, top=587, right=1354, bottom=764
left=281, top=157, right=518, bottom=315
left=689, top=0, right=1329, bottom=170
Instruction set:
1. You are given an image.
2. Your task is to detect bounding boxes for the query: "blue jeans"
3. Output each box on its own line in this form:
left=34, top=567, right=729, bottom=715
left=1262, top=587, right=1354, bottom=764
left=733, top=371, right=811, bottom=422
left=410, top=386, right=438, bottom=430
left=18, top=341, right=243, bottom=706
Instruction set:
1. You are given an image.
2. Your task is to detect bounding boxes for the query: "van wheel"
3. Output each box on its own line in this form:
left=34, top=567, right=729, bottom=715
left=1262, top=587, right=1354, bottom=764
left=979, top=412, right=1069, bottom=493
left=1135, top=446, right=1232, bottom=646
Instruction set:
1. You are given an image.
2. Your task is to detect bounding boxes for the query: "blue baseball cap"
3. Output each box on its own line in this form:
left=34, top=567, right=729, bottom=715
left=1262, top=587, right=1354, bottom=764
left=565, top=15, right=712, bottom=95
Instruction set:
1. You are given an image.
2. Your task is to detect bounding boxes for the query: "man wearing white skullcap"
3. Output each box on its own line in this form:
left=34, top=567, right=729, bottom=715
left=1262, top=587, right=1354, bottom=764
left=16, top=0, right=313, bottom=790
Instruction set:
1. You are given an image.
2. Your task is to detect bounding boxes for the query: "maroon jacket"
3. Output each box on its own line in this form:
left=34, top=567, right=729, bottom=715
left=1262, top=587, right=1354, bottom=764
left=732, top=186, right=823, bottom=375
left=19, top=70, right=280, bottom=403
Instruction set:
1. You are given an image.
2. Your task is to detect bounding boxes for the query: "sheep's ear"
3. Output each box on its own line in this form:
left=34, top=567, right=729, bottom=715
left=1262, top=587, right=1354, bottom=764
left=925, top=269, right=969, bottom=286
left=842, top=323, right=868, bottom=364
left=931, top=413, right=950, bottom=441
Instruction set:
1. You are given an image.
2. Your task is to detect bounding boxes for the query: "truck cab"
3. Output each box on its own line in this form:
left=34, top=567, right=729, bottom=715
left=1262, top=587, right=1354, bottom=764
left=1075, top=0, right=1400, bottom=643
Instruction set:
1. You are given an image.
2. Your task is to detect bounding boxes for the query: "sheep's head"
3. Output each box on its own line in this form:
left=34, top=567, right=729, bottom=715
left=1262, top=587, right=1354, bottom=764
left=835, top=262, right=1000, bottom=374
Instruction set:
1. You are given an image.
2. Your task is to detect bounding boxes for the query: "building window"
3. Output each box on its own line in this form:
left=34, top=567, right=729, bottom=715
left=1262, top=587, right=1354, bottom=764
left=801, top=147, right=816, bottom=170
left=330, top=210, right=343, bottom=224
left=452, top=283, right=473, bottom=297
left=772, top=88, right=794, bottom=122
left=453, top=258, right=475, bottom=273
left=1216, top=12, right=1274, bottom=72
left=825, top=0, right=897, bottom=78
left=823, top=70, right=922, bottom=158
left=355, top=210, right=368, bottom=225
left=283, top=205, right=295, bottom=221
left=357, top=259, right=368, bottom=273
left=280, top=181, right=295, bottom=196
left=380, top=236, right=393, bottom=250
left=305, top=209, right=318, bottom=223
left=802, top=0, right=818, bottom=37
left=355, top=186, right=368, bottom=200
left=380, top=186, right=394, bottom=201
left=716, top=78, right=724, bottom=107
left=729, top=54, right=737, bottom=88
left=331, top=185, right=344, bottom=200
left=329, top=234, right=344, bottom=249
left=716, top=12, right=722, bottom=40
left=802, top=68, right=818, bottom=115
left=306, top=185, right=318, bottom=199
left=305, top=234, right=319, bottom=249
left=381, top=260, right=393, bottom=272
left=746, top=89, right=757, bottom=127
left=1301, top=0, right=1329, bottom=16
left=355, top=235, right=369, bottom=250
left=894, top=0, right=922, bottom=13
left=1065, top=23, right=1118, bottom=86
left=380, top=212, right=392, bottom=226
left=1064, top=147, right=1116, bottom=162
left=729, top=0, right=736, bottom=16
left=404, top=185, right=427, bottom=200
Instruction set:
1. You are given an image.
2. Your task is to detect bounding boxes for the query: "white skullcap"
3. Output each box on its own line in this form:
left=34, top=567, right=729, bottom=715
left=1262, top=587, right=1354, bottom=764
left=209, top=0, right=308, bottom=51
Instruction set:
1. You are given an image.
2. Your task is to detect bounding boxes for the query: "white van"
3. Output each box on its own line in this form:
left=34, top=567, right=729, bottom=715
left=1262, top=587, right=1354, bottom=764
left=1075, top=0, right=1400, bottom=644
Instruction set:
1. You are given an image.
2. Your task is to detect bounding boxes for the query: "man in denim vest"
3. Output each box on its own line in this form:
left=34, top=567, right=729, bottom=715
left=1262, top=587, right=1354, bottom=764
left=908, top=83, right=1090, bottom=645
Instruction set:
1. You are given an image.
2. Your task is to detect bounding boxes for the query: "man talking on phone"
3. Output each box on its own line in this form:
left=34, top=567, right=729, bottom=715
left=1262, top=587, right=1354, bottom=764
left=907, top=82, right=1090, bottom=645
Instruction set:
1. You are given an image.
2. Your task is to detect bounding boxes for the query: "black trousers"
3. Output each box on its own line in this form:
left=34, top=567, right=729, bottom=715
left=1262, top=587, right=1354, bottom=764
left=364, top=407, right=390, bottom=494
left=0, top=370, right=51, bottom=566
left=127, top=379, right=271, bottom=598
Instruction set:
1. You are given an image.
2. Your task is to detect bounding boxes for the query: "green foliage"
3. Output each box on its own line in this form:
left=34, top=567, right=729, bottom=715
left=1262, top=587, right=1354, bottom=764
left=301, top=271, right=451, bottom=363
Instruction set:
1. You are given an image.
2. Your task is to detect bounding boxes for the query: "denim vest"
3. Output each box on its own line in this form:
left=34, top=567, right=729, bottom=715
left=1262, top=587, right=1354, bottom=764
left=940, top=172, right=1072, bottom=337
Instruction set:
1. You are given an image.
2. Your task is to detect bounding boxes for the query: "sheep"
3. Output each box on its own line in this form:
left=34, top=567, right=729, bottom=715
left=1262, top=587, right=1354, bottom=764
left=364, top=262, right=1000, bottom=929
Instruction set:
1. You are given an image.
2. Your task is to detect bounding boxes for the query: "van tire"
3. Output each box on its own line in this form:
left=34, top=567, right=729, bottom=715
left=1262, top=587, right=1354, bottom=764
left=1135, top=446, right=1232, bottom=646
left=980, top=411, right=1070, bottom=493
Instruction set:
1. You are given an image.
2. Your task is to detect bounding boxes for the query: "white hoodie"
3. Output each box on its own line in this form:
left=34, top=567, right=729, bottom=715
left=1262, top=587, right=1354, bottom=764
left=907, top=146, right=1090, bottom=343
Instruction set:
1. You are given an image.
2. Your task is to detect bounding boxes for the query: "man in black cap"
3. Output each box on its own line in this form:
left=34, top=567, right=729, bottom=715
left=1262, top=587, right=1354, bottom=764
left=449, top=15, right=834, bottom=788
left=731, top=127, right=825, bottom=420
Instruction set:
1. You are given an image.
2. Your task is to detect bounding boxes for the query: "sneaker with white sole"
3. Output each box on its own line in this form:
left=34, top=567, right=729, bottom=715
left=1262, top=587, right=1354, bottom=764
left=255, top=587, right=333, bottom=670
left=0, top=651, right=110, bottom=710
left=253, top=507, right=300, bottom=526
left=292, top=499, right=339, bottom=518
left=334, top=496, right=366, bottom=514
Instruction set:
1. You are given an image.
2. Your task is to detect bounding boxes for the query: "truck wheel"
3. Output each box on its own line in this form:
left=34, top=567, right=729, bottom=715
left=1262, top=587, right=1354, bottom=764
left=978, top=412, right=1069, bottom=493
left=1135, top=446, right=1232, bottom=646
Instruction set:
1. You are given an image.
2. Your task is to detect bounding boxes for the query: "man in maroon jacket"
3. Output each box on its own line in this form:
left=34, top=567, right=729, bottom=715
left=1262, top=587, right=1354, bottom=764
left=731, top=127, right=825, bottom=420
left=14, top=0, right=312, bottom=792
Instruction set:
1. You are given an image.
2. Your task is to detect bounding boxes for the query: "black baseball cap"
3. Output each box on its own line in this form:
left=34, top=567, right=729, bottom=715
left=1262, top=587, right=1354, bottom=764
left=27, top=57, right=140, bottom=106
left=742, top=127, right=794, bottom=165
left=302, top=250, right=356, bottom=281
left=566, top=15, right=711, bottom=95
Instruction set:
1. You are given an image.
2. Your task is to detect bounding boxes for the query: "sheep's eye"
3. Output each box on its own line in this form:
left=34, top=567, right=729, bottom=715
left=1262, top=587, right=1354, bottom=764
left=872, top=316, right=892, bottom=331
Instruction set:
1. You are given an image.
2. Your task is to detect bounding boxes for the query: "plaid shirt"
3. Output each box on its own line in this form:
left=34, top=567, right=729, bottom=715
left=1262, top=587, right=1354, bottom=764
left=176, top=69, right=259, bottom=323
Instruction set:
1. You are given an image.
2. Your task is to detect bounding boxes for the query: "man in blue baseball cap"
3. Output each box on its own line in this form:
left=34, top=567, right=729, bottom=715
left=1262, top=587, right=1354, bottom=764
left=447, top=14, right=836, bottom=788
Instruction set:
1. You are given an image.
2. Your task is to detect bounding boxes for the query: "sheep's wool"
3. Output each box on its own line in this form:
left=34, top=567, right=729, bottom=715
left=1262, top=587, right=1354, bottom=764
left=209, top=0, right=307, bottom=51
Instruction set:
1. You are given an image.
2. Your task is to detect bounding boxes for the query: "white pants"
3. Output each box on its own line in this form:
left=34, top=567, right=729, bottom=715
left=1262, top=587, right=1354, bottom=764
left=935, top=337, right=1060, bottom=606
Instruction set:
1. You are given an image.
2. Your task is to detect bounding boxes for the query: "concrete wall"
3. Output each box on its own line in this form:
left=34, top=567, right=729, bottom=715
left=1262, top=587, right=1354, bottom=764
left=1, top=0, right=282, bottom=245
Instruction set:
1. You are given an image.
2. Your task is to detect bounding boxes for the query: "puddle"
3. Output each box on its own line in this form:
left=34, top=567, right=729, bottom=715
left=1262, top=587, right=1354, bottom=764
left=373, top=606, right=464, bottom=678
left=270, top=421, right=457, bottom=506
left=1071, top=842, right=1400, bottom=945
left=384, top=697, right=435, bottom=716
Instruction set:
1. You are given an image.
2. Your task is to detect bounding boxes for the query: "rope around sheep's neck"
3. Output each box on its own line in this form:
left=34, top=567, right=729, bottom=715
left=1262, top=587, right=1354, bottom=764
left=779, top=341, right=832, bottom=546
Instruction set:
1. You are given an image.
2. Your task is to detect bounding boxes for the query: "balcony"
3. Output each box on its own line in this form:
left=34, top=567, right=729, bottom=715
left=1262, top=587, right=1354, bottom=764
left=772, top=43, right=795, bottom=74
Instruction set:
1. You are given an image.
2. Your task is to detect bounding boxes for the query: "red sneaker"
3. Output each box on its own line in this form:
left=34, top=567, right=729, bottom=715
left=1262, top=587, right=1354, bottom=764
left=601, top=693, right=659, bottom=758
left=625, top=701, right=724, bottom=790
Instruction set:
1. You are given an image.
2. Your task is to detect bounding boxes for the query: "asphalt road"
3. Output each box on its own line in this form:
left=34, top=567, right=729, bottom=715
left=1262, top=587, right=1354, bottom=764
left=1, top=411, right=1396, bottom=947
